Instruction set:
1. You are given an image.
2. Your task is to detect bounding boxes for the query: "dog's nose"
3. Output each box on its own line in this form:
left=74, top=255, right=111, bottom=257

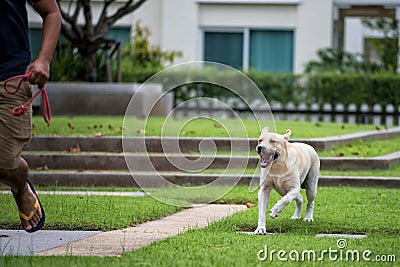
left=257, top=146, right=264, bottom=154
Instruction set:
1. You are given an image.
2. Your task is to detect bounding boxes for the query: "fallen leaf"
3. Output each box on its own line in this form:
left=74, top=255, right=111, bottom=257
left=246, top=202, right=255, bottom=208
left=67, top=123, right=75, bottom=130
left=108, top=124, right=114, bottom=130
left=0, top=234, right=11, bottom=238
left=36, top=165, right=49, bottom=171
left=137, top=129, right=146, bottom=134
left=69, top=145, right=81, bottom=153
left=213, top=123, right=222, bottom=128
left=94, top=132, right=105, bottom=137
left=336, top=152, right=344, bottom=157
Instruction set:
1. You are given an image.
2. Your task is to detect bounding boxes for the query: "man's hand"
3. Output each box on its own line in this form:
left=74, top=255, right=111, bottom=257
left=26, top=60, right=50, bottom=88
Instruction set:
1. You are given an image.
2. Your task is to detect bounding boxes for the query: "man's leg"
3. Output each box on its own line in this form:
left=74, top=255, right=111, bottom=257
left=0, top=158, right=42, bottom=231
left=0, top=79, right=42, bottom=231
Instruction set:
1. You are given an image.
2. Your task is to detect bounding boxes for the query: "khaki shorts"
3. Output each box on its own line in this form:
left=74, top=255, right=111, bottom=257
left=0, top=78, right=32, bottom=170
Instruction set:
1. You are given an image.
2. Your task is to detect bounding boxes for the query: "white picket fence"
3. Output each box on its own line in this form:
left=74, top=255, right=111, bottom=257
left=173, top=99, right=400, bottom=126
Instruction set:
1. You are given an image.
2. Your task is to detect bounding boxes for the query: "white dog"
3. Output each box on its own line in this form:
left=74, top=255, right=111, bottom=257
left=254, top=128, right=320, bottom=234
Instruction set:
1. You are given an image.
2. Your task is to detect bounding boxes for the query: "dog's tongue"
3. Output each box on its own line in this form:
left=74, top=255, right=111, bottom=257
left=260, top=153, right=274, bottom=168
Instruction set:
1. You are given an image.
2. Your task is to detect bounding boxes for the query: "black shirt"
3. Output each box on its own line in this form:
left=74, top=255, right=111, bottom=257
left=0, top=0, right=31, bottom=81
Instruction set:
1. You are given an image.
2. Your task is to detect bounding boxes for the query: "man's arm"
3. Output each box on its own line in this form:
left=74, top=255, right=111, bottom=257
left=27, top=0, right=61, bottom=88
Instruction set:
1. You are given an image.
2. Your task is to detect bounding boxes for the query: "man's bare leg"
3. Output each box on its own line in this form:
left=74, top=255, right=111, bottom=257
left=0, top=157, right=42, bottom=231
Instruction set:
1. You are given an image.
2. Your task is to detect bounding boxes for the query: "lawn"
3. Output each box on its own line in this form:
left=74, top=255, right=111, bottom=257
left=1, top=186, right=398, bottom=266
left=0, top=193, right=181, bottom=231
left=318, top=136, right=400, bottom=158
left=1, top=116, right=395, bottom=265
left=32, top=116, right=381, bottom=138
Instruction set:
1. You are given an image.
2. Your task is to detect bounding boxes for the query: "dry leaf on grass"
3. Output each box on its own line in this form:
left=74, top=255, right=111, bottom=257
left=246, top=202, right=255, bottom=208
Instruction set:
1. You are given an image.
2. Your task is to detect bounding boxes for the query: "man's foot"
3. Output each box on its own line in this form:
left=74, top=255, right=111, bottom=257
left=12, top=181, right=44, bottom=232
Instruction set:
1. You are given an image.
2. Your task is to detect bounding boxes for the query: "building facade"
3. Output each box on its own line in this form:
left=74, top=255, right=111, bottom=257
left=27, top=0, right=400, bottom=73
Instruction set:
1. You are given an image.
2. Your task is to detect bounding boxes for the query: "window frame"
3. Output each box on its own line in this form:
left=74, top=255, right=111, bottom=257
left=201, top=27, right=295, bottom=72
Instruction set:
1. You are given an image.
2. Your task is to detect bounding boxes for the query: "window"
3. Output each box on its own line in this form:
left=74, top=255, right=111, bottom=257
left=250, top=30, right=293, bottom=73
left=28, top=27, right=131, bottom=58
left=204, top=32, right=243, bottom=70
left=203, top=29, right=294, bottom=73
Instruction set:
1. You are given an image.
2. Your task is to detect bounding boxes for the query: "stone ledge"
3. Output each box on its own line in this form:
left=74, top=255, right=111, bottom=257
left=28, top=171, right=400, bottom=188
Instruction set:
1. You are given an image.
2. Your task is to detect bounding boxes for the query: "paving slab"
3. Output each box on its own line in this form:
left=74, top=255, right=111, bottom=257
left=36, top=204, right=246, bottom=257
left=315, top=233, right=366, bottom=239
left=0, top=191, right=147, bottom=197
left=0, top=230, right=100, bottom=256
left=25, top=171, right=400, bottom=188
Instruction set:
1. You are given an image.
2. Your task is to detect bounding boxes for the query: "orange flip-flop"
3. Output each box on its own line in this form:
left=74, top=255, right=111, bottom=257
left=18, top=180, right=45, bottom=233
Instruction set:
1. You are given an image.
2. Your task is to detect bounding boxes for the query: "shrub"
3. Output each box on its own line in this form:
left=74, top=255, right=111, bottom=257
left=305, top=72, right=400, bottom=107
left=121, top=22, right=181, bottom=83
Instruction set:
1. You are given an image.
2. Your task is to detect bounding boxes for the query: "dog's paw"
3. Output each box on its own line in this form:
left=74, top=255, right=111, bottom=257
left=254, top=227, right=267, bottom=235
left=302, top=217, right=314, bottom=222
left=269, top=207, right=281, bottom=218
left=290, top=215, right=301, bottom=220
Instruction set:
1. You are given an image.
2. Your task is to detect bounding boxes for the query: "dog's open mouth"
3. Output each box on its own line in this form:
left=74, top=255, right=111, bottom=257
left=259, top=152, right=279, bottom=168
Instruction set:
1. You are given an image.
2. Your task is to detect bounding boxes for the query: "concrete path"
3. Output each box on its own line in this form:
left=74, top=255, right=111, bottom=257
left=0, top=230, right=100, bottom=256
left=8, top=204, right=244, bottom=257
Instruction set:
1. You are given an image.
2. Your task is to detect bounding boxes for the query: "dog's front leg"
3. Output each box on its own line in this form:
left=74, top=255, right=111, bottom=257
left=254, top=186, right=272, bottom=234
left=270, top=188, right=300, bottom=219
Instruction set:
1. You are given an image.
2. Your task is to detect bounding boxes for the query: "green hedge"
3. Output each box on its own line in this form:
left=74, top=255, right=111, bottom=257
left=306, top=72, right=400, bottom=107
left=122, top=68, right=400, bottom=107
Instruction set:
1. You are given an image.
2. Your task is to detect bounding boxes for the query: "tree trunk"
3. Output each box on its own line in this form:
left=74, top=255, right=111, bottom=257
left=85, top=53, right=98, bottom=82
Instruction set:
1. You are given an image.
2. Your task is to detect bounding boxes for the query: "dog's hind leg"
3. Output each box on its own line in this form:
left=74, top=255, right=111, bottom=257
left=303, top=164, right=319, bottom=222
left=303, top=189, right=315, bottom=222
left=290, top=194, right=303, bottom=220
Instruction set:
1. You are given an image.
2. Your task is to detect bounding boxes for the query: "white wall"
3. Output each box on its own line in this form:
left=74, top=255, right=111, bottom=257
left=160, top=0, right=199, bottom=64
left=295, top=0, right=333, bottom=73
left=199, top=4, right=297, bottom=28
left=130, top=0, right=163, bottom=47
left=27, top=0, right=336, bottom=73
left=28, top=1, right=136, bottom=27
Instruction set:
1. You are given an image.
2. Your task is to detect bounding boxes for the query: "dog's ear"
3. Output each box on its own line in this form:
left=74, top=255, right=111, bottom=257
left=261, top=127, right=269, bottom=133
left=283, top=129, right=291, bottom=140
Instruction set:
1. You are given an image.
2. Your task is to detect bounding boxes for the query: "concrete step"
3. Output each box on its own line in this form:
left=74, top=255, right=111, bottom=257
left=25, top=127, right=400, bottom=152
left=28, top=170, right=400, bottom=188
left=23, top=151, right=400, bottom=171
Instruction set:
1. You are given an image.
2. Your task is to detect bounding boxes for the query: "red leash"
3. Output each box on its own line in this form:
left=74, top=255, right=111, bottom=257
left=3, top=71, right=51, bottom=124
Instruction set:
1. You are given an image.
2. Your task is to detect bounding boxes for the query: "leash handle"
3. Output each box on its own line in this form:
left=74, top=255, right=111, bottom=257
left=4, top=71, right=51, bottom=124
left=3, top=72, right=33, bottom=94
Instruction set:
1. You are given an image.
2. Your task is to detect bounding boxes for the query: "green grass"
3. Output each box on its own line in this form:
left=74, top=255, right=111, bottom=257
left=319, top=136, right=400, bottom=158
left=1, top=186, right=399, bottom=266
left=0, top=193, right=180, bottom=231
left=320, top=163, right=400, bottom=177
left=32, top=116, right=381, bottom=138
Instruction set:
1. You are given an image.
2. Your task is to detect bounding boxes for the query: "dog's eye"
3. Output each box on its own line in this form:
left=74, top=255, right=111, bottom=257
left=258, top=139, right=263, bottom=143
left=269, top=139, right=277, bottom=144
